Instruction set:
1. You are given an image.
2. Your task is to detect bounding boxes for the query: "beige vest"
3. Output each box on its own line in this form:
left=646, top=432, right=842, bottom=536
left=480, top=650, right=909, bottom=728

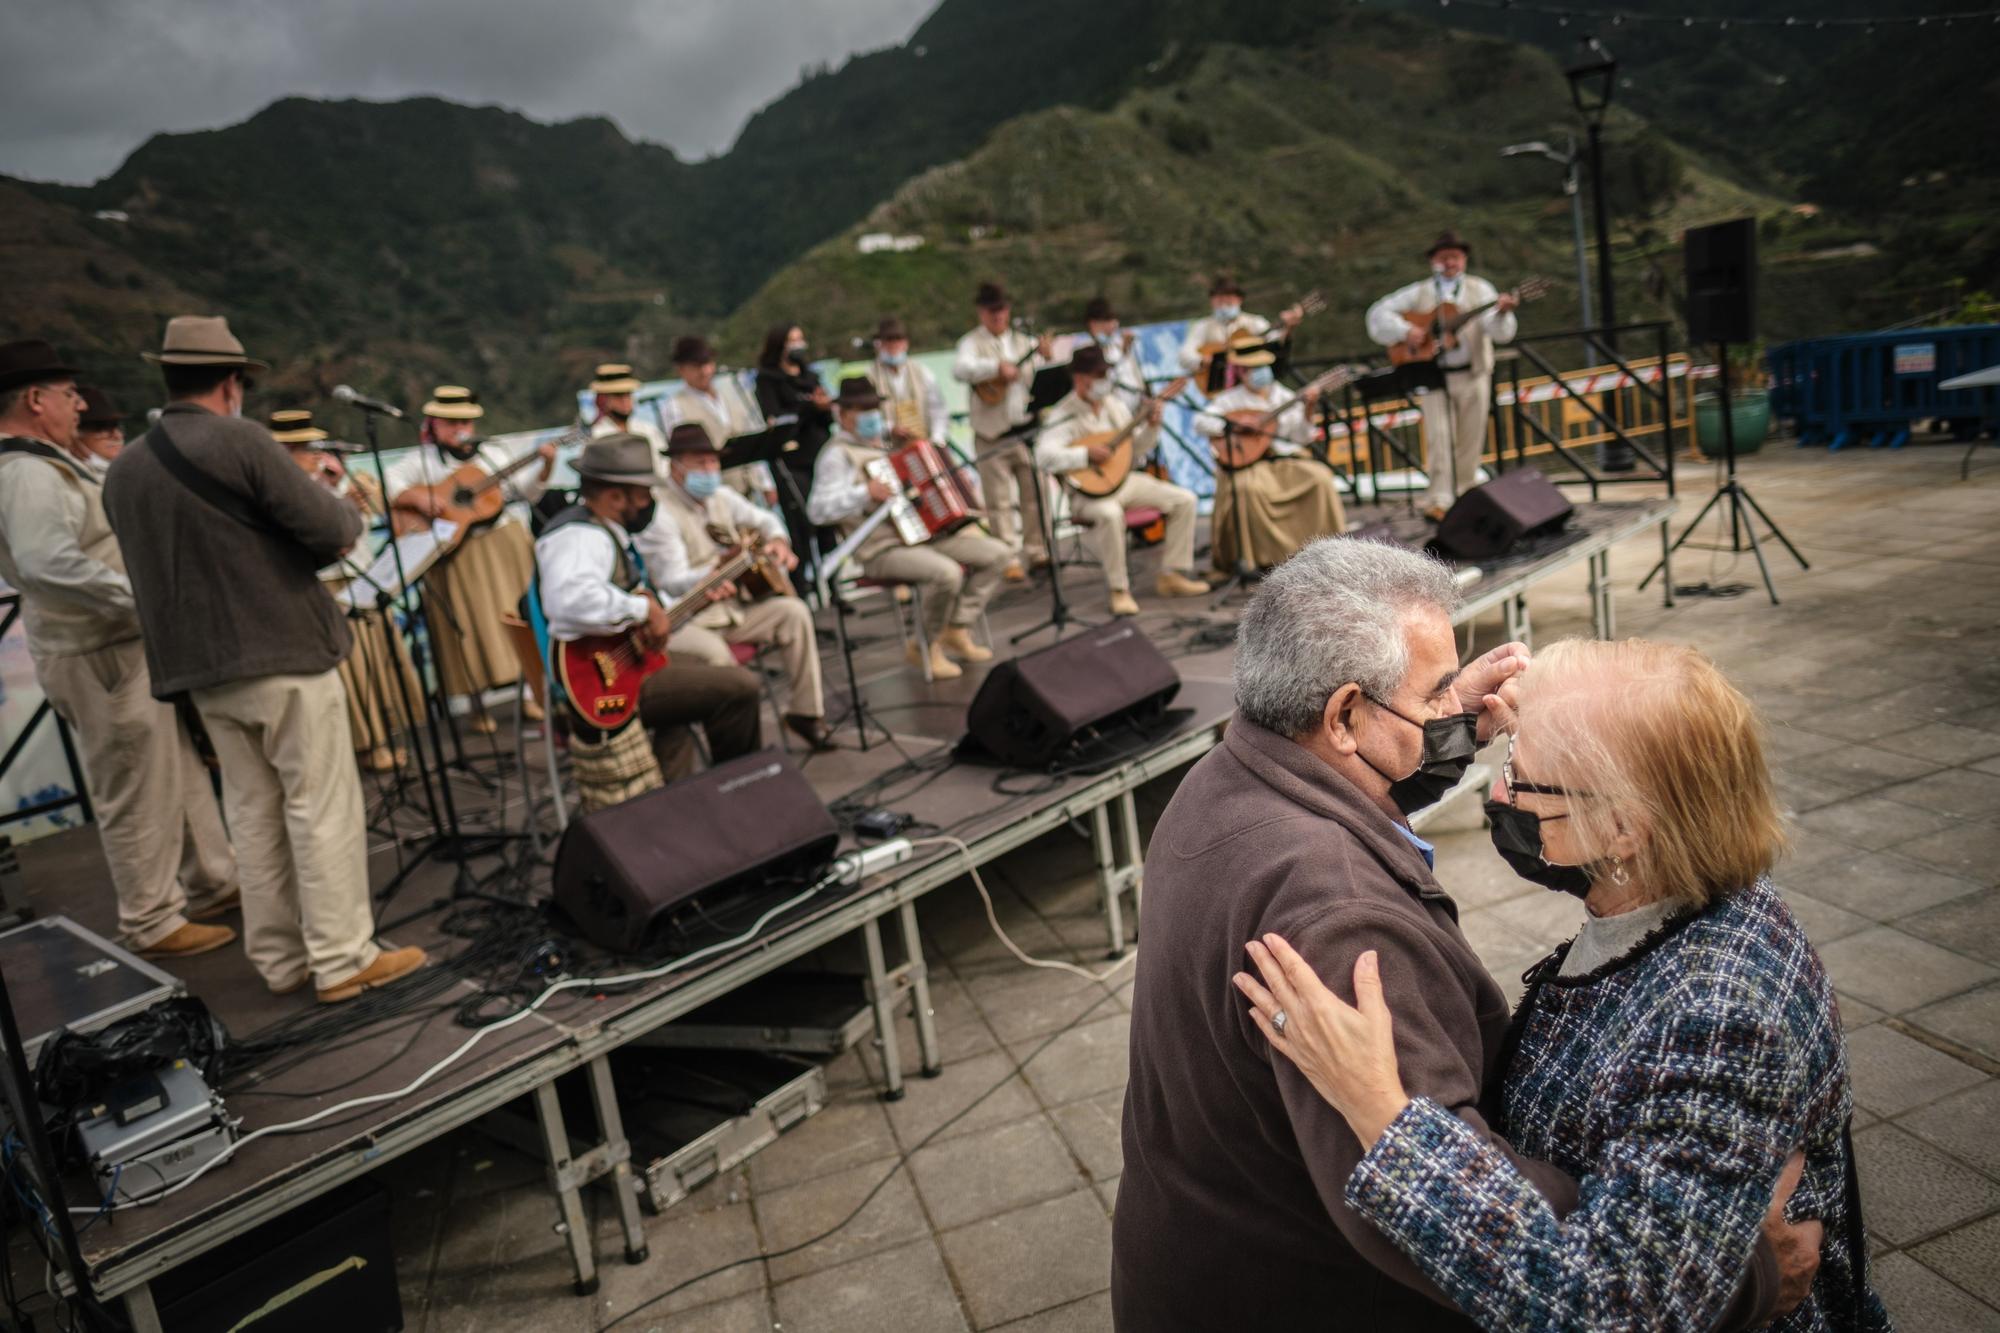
left=830, top=431, right=905, bottom=565
left=661, top=483, right=740, bottom=629
left=868, top=361, right=929, bottom=439
left=0, top=448, right=139, bottom=657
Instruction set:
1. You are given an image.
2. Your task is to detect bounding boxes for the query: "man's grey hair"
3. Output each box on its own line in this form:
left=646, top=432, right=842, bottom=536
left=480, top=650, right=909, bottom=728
left=1233, top=537, right=1460, bottom=737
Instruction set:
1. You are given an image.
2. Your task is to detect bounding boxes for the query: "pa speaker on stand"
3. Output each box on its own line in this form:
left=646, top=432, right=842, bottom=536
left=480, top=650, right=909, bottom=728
left=1640, top=217, right=1809, bottom=606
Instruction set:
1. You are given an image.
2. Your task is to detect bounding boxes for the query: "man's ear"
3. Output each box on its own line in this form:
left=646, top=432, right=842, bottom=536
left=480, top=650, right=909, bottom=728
left=1321, top=683, right=1365, bottom=756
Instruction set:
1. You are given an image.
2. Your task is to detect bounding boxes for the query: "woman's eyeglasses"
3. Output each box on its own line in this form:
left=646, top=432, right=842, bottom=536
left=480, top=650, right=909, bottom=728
left=1499, top=739, right=1591, bottom=812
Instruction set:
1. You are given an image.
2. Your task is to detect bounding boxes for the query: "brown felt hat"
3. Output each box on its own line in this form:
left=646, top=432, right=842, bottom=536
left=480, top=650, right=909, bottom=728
left=1425, top=229, right=1473, bottom=259
left=835, top=377, right=882, bottom=411
left=973, top=281, right=1009, bottom=310
left=874, top=317, right=909, bottom=343
left=269, top=408, right=329, bottom=443
left=666, top=422, right=717, bottom=456
left=0, top=340, right=81, bottom=392
left=574, top=433, right=662, bottom=486
left=1068, top=344, right=1108, bottom=378
left=1207, top=276, right=1244, bottom=298
left=142, top=315, right=270, bottom=370
left=670, top=336, right=716, bottom=366
left=76, top=385, right=123, bottom=427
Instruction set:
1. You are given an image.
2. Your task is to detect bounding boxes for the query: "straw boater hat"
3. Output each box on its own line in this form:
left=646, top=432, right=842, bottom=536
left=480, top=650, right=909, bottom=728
left=590, top=362, right=642, bottom=394
left=0, top=340, right=80, bottom=392
left=573, top=433, right=661, bottom=486
left=421, top=385, right=484, bottom=420
left=666, top=422, right=717, bottom=457
left=670, top=336, right=716, bottom=367
left=269, top=408, right=328, bottom=444
left=77, top=386, right=123, bottom=428
left=1226, top=331, right=1277, bottom=368
left=141, top=315, right=270, bottom=370
left=834, top=377, right=882, bottom=411
left=1425, top=229, right=1473, bottom=259
left=873, top=317, right=909, bottom=344
left=1068, top=344, right=1108, bottom=378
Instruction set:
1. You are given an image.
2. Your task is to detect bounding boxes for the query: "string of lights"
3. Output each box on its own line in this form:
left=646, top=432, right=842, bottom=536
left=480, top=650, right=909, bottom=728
left=1405, top=0, right=2000, bottom=27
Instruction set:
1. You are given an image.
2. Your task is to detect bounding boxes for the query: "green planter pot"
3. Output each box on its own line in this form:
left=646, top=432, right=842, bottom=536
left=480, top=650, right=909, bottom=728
left=1694, top=388, right=1771, bottom=458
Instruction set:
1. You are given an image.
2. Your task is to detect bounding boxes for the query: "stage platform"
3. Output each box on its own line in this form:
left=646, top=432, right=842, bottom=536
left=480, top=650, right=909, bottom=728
left=10, top=496, right=1673, bottom=1326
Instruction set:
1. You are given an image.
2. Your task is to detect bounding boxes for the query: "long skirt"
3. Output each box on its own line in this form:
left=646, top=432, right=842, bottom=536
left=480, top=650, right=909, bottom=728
left=423, top=520, right=534, bottom=698
left=337, top=606, right=422, bottom=754
left=1210, top=457, right=1347, bottom=573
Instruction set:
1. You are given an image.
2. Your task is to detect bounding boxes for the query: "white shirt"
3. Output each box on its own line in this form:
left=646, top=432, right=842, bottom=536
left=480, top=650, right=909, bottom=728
left=952, top=326, right=1041, bottom=440
left=667, top=383, right=776, bottom=498
left=591, top=411, right=667, bottom=457
left=1199, top=381, right=1311, bottom=456
left=0, top=441, right=136, bottom=654
left=1178, top=312, right=1276, bottom=374
left=1090, top=337, right=1148, bottom=413
left=867, top=359, right=949, bottom=442
left=1365, top=274, right=1517, bottom=375
left=534, top=518, right=653, bottom=642
left=807, top=429, right=877, bottom=527
left=382, top=440, right=550, bottom=511
left=1035, top=390, right=1157, bottom=476
left=636, top=479, right=788, bottom=599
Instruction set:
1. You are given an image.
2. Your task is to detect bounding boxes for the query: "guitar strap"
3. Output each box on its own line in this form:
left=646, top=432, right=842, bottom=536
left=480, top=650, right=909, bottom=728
left=138, top=418, right=280, bottom=536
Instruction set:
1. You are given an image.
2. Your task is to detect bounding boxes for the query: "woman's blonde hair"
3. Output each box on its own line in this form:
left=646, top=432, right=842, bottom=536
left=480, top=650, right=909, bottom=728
left=1515, top=638, right=1787, bottom=908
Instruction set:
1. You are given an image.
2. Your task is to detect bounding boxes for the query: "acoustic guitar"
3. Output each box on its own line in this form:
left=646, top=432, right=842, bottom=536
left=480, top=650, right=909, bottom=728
left=1387, top=277, right=1551, bottom=367
left=392, top=424, right=590, bottom=539
left=551, top=528, right=778, bottom=731
left=1063, top=376, right=1192, bottom=499
left=1195, top=291, right=1327, bottom=382
left=1214, top=364, right=1365, bottom=471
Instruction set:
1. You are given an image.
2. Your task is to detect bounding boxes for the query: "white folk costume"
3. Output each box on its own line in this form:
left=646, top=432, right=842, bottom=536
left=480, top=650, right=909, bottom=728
left=1178, top=310, right=1277, bottom=387
left=1196, top=378, right=1347, bottom=572
left=1034, top=386, right=1200, bottom=600
left=867, top=357, right=950, bottom=444
left=665, top=375, right=777, bottom=503
left=951, top=299, right=1047, bottom=563
left=1364, top=234, right=1516, bottom=512
left=382, top=387, right=546, bottom=704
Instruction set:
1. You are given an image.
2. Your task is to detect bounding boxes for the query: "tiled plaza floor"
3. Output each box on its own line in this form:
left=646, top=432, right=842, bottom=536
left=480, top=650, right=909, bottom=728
left=390, top=440, right=2000, bottom=1331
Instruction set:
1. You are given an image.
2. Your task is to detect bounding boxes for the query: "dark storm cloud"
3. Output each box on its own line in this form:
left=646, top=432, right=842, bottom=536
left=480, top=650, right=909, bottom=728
left=0, top=0, right=935, bottom=183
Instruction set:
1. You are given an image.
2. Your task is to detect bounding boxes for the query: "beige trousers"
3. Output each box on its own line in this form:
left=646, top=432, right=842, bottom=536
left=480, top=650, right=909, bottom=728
left=864, top=527, right=1013, bottom=640
left=191, top=671, right=378, bottom=992
left=35, top=639, right=238, bottom=951
left=1419, top=372, right=1493, bottom=510
left=1071, top=471, right=1198, bottom=594
left=975, top=436, right=1047, bottom=562
left=668, top=597, right=825, bottom=717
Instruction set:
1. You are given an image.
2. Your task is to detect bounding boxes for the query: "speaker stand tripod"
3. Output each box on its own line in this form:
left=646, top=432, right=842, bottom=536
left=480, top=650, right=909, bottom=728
left=1639, top=340, right=1808, bottom=605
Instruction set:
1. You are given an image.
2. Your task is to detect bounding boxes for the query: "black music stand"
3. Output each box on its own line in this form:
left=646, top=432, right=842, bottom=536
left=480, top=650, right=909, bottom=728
left=1012, top=365, right=1101, bottom=646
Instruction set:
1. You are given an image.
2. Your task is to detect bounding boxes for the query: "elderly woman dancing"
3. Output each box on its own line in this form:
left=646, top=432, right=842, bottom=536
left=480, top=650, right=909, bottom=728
left=1236, top=638, right=1890, bottom=1332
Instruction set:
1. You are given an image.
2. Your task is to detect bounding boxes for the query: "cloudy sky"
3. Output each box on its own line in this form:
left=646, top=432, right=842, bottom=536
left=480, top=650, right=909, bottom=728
left=2, top=0, right=938, bottom=184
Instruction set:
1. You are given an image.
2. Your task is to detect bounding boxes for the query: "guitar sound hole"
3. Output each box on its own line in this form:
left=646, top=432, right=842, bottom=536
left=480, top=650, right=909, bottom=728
left=453, top=488, right=477, bottom=508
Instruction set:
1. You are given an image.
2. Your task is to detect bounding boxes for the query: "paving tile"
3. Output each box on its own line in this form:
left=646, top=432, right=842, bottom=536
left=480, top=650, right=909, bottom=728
left=1872, top=722, right=2000, bottom=767
left=991, top=1291, right=1113, bottom=1331
left=755, top=1156, right=929, bottom=1283
left=909, top=1115, right=1088, bottom=1230
left=773, top=1238, right=969, bottom=1333
left=587, top=1201, right=764, bottom=1328
left=1913, top=1212, right=2000, bottom=1312
left=1477, top=889, right=1588, bottom=953
left=1902, top=1081, right=2000, bottom=1180
left=938, top=1189, right=1113, bottom=1329
left=1897, top=889, right=2000, bottom=965
left=1794, top=794, right=1965, bottom=851
left=1844, top=1023, right=1987, bottom=1117
left=1873, top=1251, right=2000, bottom=1331
left=1839, top=994, right=1887, bottom=1029
left=1048, top=1086, right=1127, bottom=1183
left=1095, top=1173, right=1120, bottom=1215
left=881, top=1047, right=1045, bottom=1149
left=1879, top=769, right=2000, bottom=821
left=963, top=965, right=1122, bottom=1045
left=1910, top=983, right=2000, bottom=1064
left=1776, top=768, right=1877, bottom=815
left=617, top=1291, right=772, bottom=1333
left=1762, top=723, right=1851, bottom=765
left=1852, top=1123, right=2000, bottom=1247
left=1777, top=830, right=1869, bottom=876
left=1818, top=927, right=1997, bottom=1015
left=1974, top=755, right=2000, bottom=778
left=746, top=1092, right=900, bottom=1193
left=1787, top=851, right=1984, bottom=922
left=1008, top=1012, right=1132, bottom=1107
left=1806, top=743, right=1949, bottom=791
left=1778, top=888, right=1874, bottom=946
left=1894, top=820, right=2000, bottom=887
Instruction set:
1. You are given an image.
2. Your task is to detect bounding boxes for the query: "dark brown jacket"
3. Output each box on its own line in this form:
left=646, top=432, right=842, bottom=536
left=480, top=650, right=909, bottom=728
left=1112, top=718, right=1578, bottom=1331
left=103, top=402, right=360, bottom=697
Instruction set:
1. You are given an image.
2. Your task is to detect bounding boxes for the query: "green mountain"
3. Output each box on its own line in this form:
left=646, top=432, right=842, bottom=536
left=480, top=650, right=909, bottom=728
left=6, top=0, right=1992, bottom=429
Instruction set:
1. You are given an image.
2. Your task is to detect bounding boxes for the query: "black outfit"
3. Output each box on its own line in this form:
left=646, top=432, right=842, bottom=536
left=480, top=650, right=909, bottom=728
left=755, top=364, right=835, bottom=568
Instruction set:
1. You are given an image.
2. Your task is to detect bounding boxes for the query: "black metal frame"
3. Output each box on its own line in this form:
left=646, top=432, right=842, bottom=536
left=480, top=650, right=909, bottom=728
left=0, top=593, right=93, bottom=829
left=1497, top=321, right=1681, bottom=500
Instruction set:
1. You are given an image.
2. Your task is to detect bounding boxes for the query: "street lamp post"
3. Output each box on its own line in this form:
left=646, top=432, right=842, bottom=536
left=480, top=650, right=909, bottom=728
left=1565, top=38, right=1631, bottom=471
left=1500, top=137, right=1592, bottom=330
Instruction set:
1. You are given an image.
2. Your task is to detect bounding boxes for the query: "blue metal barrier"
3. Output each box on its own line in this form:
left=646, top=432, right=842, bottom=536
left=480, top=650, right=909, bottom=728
left=1768, top=325, right=2000, bottom=450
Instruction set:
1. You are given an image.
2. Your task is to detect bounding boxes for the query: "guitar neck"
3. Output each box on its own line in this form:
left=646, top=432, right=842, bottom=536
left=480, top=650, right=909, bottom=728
left=665, top=546, right=757, bottom=630
left=467, top=426, right=586, bottom=498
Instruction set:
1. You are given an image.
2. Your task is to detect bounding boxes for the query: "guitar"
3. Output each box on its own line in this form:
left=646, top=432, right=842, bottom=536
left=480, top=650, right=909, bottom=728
left=1195, top=291, right=1327, bottom=380
left=551, top=529, right=777, bottom=731
left=391, top=424, right=590, bottom=539
left=1063, top=376, right=1192, bottom=499
left=1388, top=276, right=1551, bottom=366
left=970, top=324, right=1045, bottom=406
left=1214, top=364, right=1366, bottom=471
left=705, top=522, right=795, bottom=601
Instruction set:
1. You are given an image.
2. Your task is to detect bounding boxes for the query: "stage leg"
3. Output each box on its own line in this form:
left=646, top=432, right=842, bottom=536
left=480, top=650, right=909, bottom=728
left=532, top=1079, right=600, bottom=1296
left=862, top=916, right=908, bottom=1102
left=585, top=1054, right=649, bottom=1264
left=1503, top=592, right=1533, bottom=651
left=124, top=1285, right=165, bottom=1333
left=1589, top=550, right=1616, bottom=639
left=1094, top=791, right=1144, bottom=958
left=897, top=900, right=944, bottom=1079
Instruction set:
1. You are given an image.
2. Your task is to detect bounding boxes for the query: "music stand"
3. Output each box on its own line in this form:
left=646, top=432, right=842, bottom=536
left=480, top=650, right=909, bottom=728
left=1639, top=341, right=1808, bottom=605
left=1011, top=365, right=1102, bottom=646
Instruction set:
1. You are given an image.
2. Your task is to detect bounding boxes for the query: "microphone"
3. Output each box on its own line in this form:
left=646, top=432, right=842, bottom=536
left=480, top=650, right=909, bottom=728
left=332, top=385, right=404, bottom=419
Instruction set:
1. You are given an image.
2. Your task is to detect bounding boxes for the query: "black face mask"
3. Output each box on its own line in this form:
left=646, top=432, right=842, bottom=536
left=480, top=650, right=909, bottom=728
left=625, top=498, right=658, bottom=533
left=1360, top=698, right=1479, bottom=816
left=1484, top=801, right=1594, bottom=897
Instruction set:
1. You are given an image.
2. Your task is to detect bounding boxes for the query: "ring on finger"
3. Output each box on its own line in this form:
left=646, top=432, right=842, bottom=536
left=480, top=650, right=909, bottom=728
left=1271, top=1008, right=1289, bottom=1035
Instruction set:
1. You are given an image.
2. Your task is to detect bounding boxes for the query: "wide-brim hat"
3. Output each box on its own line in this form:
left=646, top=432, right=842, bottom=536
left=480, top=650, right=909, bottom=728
left=421, top=385, right=484, bottom=420
left=973, top=281, right=1009, bottom=310
left=1226, top=332, right=1277, bottom=368
left=1207, top=276, right=1244, bottom=298
left=835, top=376, right=882, bottom=411
left=1425, top=229, right=1472, bottom=259
left=575, top=433, right=662, bottom=486
left=873, top=317, right=909, bottom=343
left=141, top=315, right=270, bottom=370
left=77, top=384, right=122, bottom=427
left=1083, top=296, right=1116, bottom=324
left=1068, top=344, right=1108, bottom=379
left=590, top=362, right=642, bottom=394
left=666, top=422, right=717, bottom=457
left=269, top=408, right=329, bottom=443
left=0, top=340, right=81, bottom=392
left=670, top=335, right=716, bottom=366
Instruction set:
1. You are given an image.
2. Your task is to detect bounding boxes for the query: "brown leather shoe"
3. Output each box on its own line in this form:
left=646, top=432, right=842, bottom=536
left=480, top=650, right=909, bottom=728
left=139, top=922, right=236, bottom=959
left=1155, top=571, right=1211, bottom=598
left=906, top=640, right=961, bottom=680
left=317, top=945, right=428, bottom=1004
left=1108, top=589, right=1141, bottom=617
left=187, top=888, right=241, bottom=922
left=1423, top=504, right=1449, bottom=524
left=784, top=713, right=839, bottom=752
left=938, top=626, right=993, bottom=663
left=1002, top=561, right=1027, bottom=583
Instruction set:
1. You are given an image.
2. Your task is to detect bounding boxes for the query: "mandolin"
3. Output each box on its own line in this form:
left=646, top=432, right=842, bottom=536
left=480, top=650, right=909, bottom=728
left=1063, top=376, right=1192, bottom=498
left=1388, top=277, right=1551, bottom=367
left=970, top=325, right=1044, bottom=406
left=391, top=424, right=589, bottom=539
left=1214, top=364, right=1365, bottom=471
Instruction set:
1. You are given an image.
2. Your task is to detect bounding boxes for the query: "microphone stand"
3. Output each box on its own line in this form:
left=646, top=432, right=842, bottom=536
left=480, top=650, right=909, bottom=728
left=1008, top=427, right=1098, bottom=645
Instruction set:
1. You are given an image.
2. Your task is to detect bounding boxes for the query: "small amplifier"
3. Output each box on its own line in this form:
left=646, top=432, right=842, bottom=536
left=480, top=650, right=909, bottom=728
left=75, top=1060, right=235, bottom=1199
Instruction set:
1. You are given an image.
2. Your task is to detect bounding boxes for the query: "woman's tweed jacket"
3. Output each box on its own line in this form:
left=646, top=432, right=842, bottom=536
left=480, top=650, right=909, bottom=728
left=1344, top=879, right=1890, bottom=1331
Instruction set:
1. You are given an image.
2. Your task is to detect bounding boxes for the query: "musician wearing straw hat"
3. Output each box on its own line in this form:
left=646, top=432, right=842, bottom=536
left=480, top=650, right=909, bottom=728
left=384, top=384, right=554, bottom=734
left=1178, top=276, right=1306, bottom=388
left=587, top=362, right=665, bottom=453
left=809, top=378, right=1011, bottom=682
left=952, top=281, right=1055, bottom=582
left=866, top=317, right=949, bottom=446
left=1365, top=229, right=1518, bottom=521
left=272, top=408, right=416, bottom=774
left=0, top=338, right=240, bottom=962
left=1035, top=345, right=1210, bottom=618
left=73, top=385, right=127, bottom=476
left=534, top=433, right=762, bottom=799
left=105, top=316, right=426, bottom=1003
left=1195, top=334, right=1347, bottom=572
left=638, top=421, right=832, bottom=752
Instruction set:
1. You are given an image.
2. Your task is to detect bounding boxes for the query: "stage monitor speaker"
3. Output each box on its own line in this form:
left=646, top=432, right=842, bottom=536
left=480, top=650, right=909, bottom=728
left=961, top=623, right=1181, bottom=769
left=553, top=748, right=839, bottom=954
left=1433, top=469, right=1574, bottom=561
left=1685, top=217, right=1758, bottom=345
